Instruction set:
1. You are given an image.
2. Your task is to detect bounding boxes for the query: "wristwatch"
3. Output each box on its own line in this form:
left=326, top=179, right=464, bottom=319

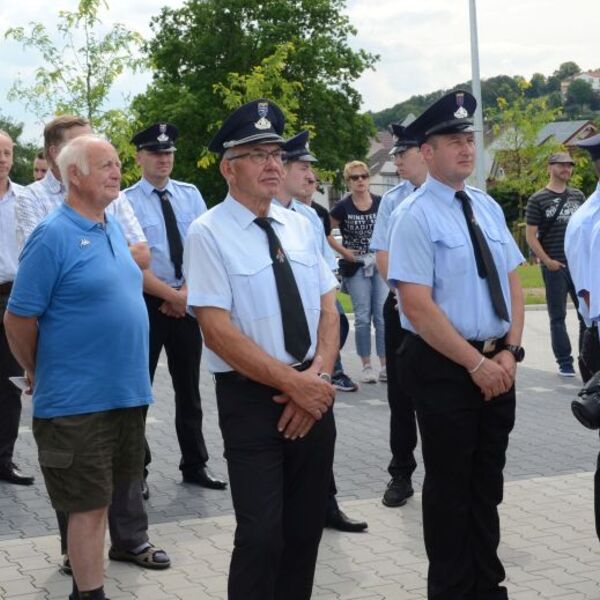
left=319, top=373, right=332, bottom=383
left=503, top=344, right=525, bottom=363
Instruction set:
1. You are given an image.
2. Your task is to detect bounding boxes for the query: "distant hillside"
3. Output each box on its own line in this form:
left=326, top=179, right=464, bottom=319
left=367, top=62, right=597, bottom=129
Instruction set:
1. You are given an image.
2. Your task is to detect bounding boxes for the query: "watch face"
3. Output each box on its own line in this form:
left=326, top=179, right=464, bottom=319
left=507, top=345, right=525, bottom=362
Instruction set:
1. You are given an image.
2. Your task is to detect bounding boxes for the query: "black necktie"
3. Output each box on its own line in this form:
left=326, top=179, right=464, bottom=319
left=455, top=191, right=510, bottom=322
left=154, top=189, right=183, bottom=280
left=254, top=217, right=311, bottom=362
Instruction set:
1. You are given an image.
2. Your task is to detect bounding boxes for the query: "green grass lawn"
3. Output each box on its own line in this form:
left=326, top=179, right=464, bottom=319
left=337, top=264, right=547, bottom=313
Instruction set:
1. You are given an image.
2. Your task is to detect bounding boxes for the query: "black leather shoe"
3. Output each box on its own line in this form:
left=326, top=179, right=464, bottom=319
left=0, top=462, right=34, bottom=486
left=382, top=476, right=414, bottom=507
left=325, top=507, right=368, bottom=533
left=182, top=467, right=227, bottom=490
left=141, top=479, right=150, bottom=500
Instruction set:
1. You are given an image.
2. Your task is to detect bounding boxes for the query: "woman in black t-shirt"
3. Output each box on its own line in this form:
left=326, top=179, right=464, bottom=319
left=329, top=161, right=387, bottom=384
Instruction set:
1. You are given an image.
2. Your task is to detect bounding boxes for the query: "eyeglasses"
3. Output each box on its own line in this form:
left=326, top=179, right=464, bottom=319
left=349, top=173, right=369, bottom=181
left=226, top=149, right=285, bottom=165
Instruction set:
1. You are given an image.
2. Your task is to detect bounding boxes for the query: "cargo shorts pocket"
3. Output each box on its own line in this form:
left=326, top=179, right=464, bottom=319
left=38, top=450, right=74, bottom=470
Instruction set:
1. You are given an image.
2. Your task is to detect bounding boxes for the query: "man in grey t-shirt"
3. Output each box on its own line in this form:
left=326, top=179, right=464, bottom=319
left=525, top=152, right=586, bottom=376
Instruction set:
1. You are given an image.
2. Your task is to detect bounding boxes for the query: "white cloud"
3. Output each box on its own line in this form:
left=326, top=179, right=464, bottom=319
left=1, top=0, right=599, bottom=141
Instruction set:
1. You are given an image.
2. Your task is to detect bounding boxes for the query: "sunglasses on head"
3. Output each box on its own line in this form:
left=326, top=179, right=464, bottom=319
left=349, top=173, right=369, bottom=181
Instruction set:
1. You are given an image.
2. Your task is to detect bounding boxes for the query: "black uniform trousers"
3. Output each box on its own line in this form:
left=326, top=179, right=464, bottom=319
left=383, top=291, right=417, bottom=479
left=0, top=296, right=23, bottom=467
left=579, top=324, right=600, bottom=542
left=398, top=334, right=514, bottom=600
left=215, top=374, right=335, bottom=600
left=145, top=294, right=208, bottom=474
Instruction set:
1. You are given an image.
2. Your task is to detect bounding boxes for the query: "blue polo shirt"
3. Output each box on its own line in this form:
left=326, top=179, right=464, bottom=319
left=8, top=203, right=153, bottom=418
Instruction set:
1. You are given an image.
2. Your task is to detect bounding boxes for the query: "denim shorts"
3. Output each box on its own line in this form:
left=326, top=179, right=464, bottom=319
left=32, top=406, right=146, bottom=513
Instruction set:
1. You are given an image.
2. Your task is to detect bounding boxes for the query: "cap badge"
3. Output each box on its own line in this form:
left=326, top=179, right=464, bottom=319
left=255, top=102, right=272, bottom=130
left=454, top=93, right=468, bottom=119
left=157, top=123, right=169, bottom=143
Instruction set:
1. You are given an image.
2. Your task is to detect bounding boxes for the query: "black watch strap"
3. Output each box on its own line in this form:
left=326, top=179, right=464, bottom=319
left=503, top=344, right=525, bottom=362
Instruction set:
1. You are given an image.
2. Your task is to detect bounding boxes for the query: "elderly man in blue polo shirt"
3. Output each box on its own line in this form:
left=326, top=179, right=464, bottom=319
left=389, top=91, right=525, bottom=599
left=4, top=134, right=153, bottom=600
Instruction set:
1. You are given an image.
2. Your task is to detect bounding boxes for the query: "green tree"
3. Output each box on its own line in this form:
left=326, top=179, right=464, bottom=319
left=567, top=79, right=596, bottom=111
left=5, top=0, right=145, bottom=183
left=553, top=61, right=581, bottom=82
left=525, top=73, right=547, bottom=98
left=133, top=0, right=377, bottom=203
left=0, top=114, right=39, bottom=185
left=5, top=0, right=145, bottom=123
left=486, top=82, right=563, bottom=228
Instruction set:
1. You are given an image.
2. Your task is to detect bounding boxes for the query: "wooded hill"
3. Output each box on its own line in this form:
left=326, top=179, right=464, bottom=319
left=368, top=61, right=600, bottom=128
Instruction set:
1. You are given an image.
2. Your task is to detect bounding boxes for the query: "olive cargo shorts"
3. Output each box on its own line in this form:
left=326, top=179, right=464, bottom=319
left=33, top=406, right=146, bottom=513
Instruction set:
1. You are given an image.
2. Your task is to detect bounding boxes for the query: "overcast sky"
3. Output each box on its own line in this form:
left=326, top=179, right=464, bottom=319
left=1, top=0, right=599, bottom=142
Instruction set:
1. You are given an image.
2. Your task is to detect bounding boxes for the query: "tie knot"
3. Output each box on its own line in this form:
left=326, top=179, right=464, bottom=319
left=254, top=217, right=272, bottom=230
left=455, top=190, right=470, bottom=204
left=153, top=189, right=168, bottom=200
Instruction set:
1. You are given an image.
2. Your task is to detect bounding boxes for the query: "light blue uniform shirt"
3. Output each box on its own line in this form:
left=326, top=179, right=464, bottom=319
left=369, top=180, right=415, bottom=252
left=273, top=197, right=337, bottom=271
left=388, top=174, right=524, bottom=340
left=565, top=182, right=600, bottom=326
left=124, top=177, right=207, bottom=287
left=582, top=185, right=600, bottom=325
left=184, top=195, right=338, bottom=373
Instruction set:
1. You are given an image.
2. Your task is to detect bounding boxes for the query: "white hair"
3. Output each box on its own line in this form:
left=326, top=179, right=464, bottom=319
left=56, top=134, right=106, bottom=193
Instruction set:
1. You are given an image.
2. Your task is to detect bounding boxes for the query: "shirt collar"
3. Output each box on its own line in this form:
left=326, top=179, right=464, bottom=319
left=424, top=173, right=467, bottom=207
left=225, top=194, right=286, bottom=229
left=60, top=202, right=107, bottom=232
left=140, top=176, right=174, bottom=197
left=0, top=179, right=18, bottom=202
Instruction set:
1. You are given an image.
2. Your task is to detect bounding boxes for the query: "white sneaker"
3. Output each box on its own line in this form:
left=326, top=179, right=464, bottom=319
left=378, top=367, right=387, bottom=382
left=361, top=365, right=377, bottom=383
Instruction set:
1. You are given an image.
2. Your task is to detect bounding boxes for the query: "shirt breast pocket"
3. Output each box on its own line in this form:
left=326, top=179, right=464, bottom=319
left=482, top=226, right=508, bottom=269
left=139, top=218, right=163, bottom=248
left=228, top=257, right=278, bottom=321
left=176, top=212, right=196, bottom=237
left=433, top=233, right=470, bottom=277
left=286, top=250, right=321, bottom=311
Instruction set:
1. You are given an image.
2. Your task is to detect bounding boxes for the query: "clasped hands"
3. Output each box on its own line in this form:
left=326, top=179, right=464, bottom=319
left=272, top=356, right=335, bottom=440
left=470, top=350, right=517, bottom=401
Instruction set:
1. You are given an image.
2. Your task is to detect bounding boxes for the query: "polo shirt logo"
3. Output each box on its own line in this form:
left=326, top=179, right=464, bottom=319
left=79, top=238, right=91, bottom=248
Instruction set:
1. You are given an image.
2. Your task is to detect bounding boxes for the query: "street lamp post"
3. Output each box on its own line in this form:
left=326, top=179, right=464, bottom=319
left=469, top=0, right=486, bottom=191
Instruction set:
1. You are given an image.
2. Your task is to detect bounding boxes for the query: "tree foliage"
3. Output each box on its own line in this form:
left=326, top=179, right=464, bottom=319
left=485, top=82, right=564, bottom=224
left=5, top=0, right=145, bottom=124
left=132, top=0, right=377, bottom=203
left=567, top=79, right=597, bottom=110
left=369, top=61, right=586, bottom=129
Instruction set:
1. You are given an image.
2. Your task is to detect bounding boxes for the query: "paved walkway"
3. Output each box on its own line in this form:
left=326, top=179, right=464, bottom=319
left=2, top=307, right=600, bottom=599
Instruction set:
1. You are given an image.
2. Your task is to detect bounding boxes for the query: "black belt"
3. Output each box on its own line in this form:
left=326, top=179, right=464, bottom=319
left=467, top=337, right=505, bottom=355
left=406, top=331, right=504, bottom=356
left=216, top=360, right=313, bottom=384
left=0, top=281, right=13, bottom=295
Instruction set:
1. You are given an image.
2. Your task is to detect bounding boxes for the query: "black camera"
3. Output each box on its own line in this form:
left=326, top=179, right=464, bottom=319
left=571, top=370, right=600, bottom=429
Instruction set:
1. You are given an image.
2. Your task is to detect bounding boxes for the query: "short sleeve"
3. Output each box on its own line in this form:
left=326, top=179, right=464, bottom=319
left=588, top=224, right=600, bottom=321
left=8, top=228, right=61, bottom=317
left=183, top=222, right=232, bottom=311
left=387, top=210, right=434, bottom=288
left=370, top=194, right=394, bottom=252
left=329, top=200, right=346, bottom=225
left=111, top=194, right=146, bottom=244
left=525, top=196, right=542, bottom=226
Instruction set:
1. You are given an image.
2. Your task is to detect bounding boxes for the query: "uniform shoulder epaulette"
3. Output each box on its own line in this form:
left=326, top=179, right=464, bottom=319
left=171, top=179, right=198, bottom=190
